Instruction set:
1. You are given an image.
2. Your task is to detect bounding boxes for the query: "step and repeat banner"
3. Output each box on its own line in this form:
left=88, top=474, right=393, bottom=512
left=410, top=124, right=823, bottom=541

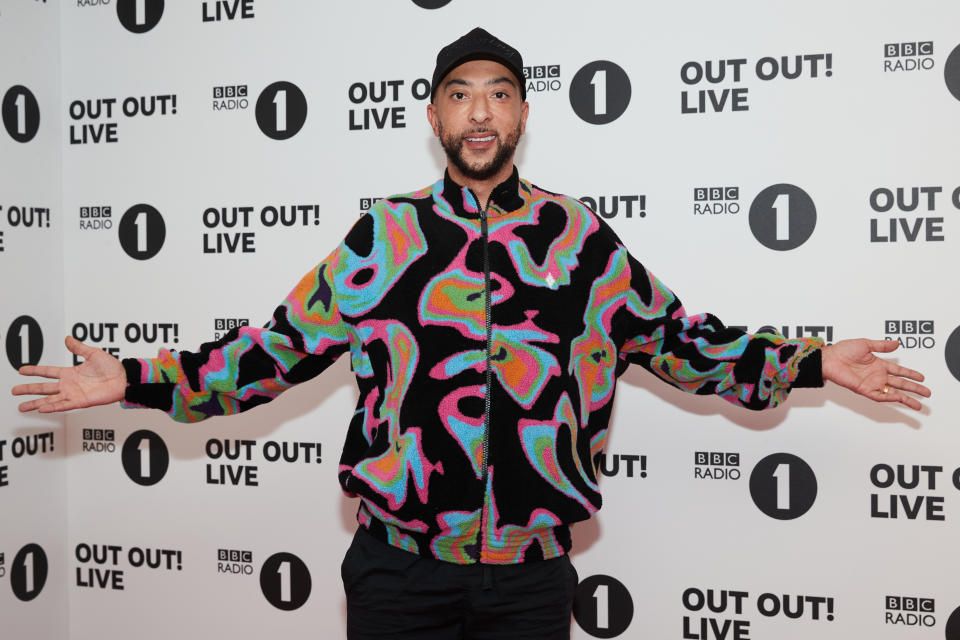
left=2, top=1, right=960, bottom=638
left=0, top=1, right=67, bottom=640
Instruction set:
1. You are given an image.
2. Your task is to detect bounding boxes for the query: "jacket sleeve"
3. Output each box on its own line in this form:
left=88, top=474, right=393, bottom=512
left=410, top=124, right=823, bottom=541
left=614, top=248, right=823, bottom=411
left=119, top=250, right=350, bottom=423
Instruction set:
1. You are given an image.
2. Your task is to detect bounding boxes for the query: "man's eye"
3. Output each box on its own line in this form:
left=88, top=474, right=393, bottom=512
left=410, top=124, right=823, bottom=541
left=452, top=92, right=466, bottom=100
left=494, top=91, right=508, bottom=99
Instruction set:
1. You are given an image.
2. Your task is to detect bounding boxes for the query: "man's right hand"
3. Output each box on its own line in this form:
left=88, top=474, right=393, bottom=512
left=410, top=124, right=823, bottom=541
left=12, top=336, right=127, bottom=413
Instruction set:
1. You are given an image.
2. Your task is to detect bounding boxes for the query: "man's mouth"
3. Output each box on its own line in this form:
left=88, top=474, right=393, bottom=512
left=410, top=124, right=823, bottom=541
left=465, top=134, right=496, bottom=142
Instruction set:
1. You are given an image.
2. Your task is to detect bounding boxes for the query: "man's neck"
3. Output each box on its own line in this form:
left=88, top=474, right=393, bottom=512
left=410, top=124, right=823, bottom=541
left=446, top=161, right=516, bottom=210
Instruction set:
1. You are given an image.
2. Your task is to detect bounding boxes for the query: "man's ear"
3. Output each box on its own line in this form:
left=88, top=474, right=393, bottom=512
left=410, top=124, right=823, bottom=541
left=426, top=103, right=440, bottom=137
left=520, top=101, right=529, bottom=135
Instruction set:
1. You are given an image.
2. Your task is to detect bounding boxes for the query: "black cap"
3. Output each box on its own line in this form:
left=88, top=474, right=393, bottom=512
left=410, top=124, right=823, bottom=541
left=431, top=27, right=526, bottom=102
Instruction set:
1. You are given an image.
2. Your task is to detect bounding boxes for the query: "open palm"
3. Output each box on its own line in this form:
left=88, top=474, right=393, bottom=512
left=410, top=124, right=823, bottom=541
left=13, top=336, right=126, bottom=413
left=822, top=339, right=930, bottom=410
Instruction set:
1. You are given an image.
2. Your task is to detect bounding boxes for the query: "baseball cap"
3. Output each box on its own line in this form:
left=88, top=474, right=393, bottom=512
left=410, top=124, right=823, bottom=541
left=431, top=27, right=526, bottom=101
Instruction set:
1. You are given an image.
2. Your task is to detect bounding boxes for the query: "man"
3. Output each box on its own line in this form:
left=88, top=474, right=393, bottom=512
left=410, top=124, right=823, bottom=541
left=13, top=28, right=929, bottom=639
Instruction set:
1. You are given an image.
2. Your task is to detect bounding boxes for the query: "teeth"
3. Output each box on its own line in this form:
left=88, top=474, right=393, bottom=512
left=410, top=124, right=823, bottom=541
left=466, top=135, right=495, bottom=142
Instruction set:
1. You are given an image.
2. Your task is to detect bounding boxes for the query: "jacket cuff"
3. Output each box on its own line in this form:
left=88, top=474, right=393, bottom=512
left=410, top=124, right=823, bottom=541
left=120, top=358, right=145, bottom=407
left=791, top=348, right=823, bottom=388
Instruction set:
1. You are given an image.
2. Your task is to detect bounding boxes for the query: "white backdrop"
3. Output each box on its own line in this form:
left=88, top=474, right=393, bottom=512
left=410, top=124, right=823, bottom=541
left=2, top=1, right=960, bottom=638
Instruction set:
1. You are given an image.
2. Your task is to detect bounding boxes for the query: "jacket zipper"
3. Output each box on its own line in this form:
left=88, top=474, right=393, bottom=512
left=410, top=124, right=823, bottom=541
left=474, top=194, right=493, bottom=562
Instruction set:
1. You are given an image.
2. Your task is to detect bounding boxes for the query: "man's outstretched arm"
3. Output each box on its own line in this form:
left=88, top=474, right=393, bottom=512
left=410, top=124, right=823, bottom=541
left=13, top=336, right=126, bottom=413
left=13, top=255, right=351, bottom=421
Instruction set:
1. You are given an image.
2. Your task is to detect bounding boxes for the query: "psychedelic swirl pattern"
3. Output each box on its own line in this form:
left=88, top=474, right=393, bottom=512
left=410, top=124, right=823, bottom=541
left=121, top=169, right=823, bottom=565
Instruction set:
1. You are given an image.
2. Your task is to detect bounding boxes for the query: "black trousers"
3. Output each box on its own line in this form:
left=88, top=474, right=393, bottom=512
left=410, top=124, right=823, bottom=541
left=341, top=527, right=578, bottom=639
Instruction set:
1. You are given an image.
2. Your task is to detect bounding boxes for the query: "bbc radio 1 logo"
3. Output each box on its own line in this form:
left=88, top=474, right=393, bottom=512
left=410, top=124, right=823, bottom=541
left=260, top=552, right=311, bottom=610
left=523, top=64, right=562, bottom=94
left=10, top=543, right=48, bottom=602
left=694, top=187, right=740, bottom=216
left=116, top=0, right=164, bottom=33
left=218, top=548, right=253, bottom=575
left=695, top=451, right=740, bottom=480
left=214, top=318, right=249, bottom=340
left=82, top=428, right=116, bottom=453
left=885, top=595, right=935, bottom=628
left=2, top=85, right=41, bottom=143
left=121, top=430, right=169, bottom=486
left=885, top=320, right=935, bottom=350
left=80, top=206, right=112, bottom=231
left=213, top=85, right=248, bottom=112
left=749, top=453, right=817, bottom=520
left=573, top=574, right=634, bottom=638
left=749, top=184, right=817, bottom=251
left=884, top=41, right=934, bottom=72
left=569, top=61, right=632, bottom=125
left=256, top=81, right=307, bottom=140
left=6, top=315, right=44, bottom=370
left=118, top=204, right=165, bottom=259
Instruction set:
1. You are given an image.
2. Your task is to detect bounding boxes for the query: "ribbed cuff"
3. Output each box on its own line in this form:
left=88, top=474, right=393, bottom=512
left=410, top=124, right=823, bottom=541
left=791, top=348, right=823, bottom=388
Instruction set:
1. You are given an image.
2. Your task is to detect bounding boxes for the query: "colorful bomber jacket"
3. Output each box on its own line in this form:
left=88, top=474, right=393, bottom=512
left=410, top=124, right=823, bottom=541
left=122, top=168, right=824, bottom=565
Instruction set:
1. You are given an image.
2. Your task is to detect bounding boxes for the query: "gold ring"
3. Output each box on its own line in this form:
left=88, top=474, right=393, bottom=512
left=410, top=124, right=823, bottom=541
left=882, top=384, right=889, bottom=394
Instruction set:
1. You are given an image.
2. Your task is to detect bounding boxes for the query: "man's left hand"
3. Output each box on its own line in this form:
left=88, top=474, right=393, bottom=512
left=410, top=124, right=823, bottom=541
left=821, top=339, right=931, bottom=411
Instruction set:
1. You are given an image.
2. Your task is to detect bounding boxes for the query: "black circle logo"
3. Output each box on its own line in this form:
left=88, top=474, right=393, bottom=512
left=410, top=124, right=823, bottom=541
left=749, top=453, right=817, bottom=520
left=260, top=552, right=312, bottom=610
left=121, top=429, right=170, bottom=485
left=945, top=44, right=960, bottom=102
left=118, top=204, right=166, bottom=260
left=748, top=184, right=817, bottom=251
left=945, top=324, right=960, bottom=383
left=569, top=61, right=632, bottom=125
left=11, top=543, right=48, bottom=602
left=116, top=0, right=164, bottom=34
left=6, top=315, right=44, bottom=370
left=255, top=82, right=308, bottom=140
left=945, top=605, right=960, bottom=640
left=411, top=0, right=453, bottom=7
left=573, top=574, right=634, bottom=638
left=2, top=85, right=40, bottom=143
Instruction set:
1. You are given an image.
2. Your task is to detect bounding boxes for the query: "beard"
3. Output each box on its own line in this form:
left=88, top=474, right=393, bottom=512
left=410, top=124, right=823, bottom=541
left=438, top=120, right=522, bottom=181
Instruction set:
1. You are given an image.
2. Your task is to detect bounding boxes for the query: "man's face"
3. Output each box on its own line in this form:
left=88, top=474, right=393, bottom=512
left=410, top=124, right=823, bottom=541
left=427, top=59, right=529, bottom=181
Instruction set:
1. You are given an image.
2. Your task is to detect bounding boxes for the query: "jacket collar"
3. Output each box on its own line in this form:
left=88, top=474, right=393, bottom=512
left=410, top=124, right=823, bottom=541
left=441, top=166, right=525, bottom=219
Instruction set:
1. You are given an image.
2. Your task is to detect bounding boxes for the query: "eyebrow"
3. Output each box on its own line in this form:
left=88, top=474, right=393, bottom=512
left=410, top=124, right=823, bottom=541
left=442, top=76, right=517, bottom=91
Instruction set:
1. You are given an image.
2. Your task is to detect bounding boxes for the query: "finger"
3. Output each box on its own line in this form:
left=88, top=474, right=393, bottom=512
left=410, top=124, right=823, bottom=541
left=886, top=362, right=925, bottom=383
left=65, top=336, right=97, bottom=359
left=17, top=364, right=63, bottom=380
left=18, top=395, right=64, bottom=413
left=887, top=377, right=931, bottom=398
left=38, top=398, right=79, bottom=413
left=867, top=339, right=898, bottom=353
left=11, top=382, right=61, bottom=396
left=871, top=385, right=924, bottom=411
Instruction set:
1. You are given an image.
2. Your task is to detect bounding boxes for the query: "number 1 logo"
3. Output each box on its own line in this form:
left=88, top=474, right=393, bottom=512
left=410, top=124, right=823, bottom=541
left=748, top=184, right=817, bottom=251
left=749, top=453, right=818, bottom=520
left=2, top=85, right=41, bottom=143
left=256, top=82, right=308, bottom=140
left=260, top=552, right=312, bottom=610
left=573, top=574, right=634, bottom=638
left=118, top=204, right=166, bottom=260
left=121, top=429, right=170, bottom=486
left=569, top=61, right=632, bottom=125
left=11, top=544, right=48, bottom=602
left=116, top=0, right=164, bottom=34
